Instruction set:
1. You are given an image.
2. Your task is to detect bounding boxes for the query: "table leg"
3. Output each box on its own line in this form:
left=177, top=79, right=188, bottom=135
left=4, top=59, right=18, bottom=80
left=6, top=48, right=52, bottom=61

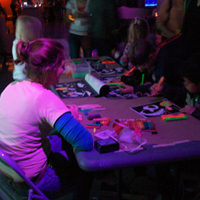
left=117, top=169, right=122, bottom=200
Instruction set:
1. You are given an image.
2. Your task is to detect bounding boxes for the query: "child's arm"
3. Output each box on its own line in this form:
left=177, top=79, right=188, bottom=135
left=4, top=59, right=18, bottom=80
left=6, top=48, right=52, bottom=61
left=119, top=43, right=130, bottom=66
left=150, top=76, right=165, bottom=96
left=119, top=84, right=134, bottom=94
left=179, top=105, right=196, bottom=114
left=180, top=105, right=200, bottom=120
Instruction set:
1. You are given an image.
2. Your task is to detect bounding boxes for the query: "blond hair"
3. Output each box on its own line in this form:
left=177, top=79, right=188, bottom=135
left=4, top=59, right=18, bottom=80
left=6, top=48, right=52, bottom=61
left=15, top=15, right=43, bottom=42
left=128, top=18, right=149, bottom=44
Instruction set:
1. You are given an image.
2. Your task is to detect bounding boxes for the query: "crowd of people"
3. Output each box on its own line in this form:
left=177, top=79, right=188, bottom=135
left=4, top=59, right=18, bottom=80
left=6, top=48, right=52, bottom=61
left=0, top=0, right=200, bottom=199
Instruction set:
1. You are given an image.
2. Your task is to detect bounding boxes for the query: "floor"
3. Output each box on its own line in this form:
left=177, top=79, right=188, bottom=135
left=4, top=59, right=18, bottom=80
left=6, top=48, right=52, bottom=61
left=0, top=18, right=199, bottom=200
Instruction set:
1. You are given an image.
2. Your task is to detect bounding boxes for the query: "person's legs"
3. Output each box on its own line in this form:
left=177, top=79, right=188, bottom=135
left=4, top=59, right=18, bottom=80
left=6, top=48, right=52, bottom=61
left=69, top=34, right=81, bottom=58
left=82, top=35, right=92, bottom=58
left=36, top=134, right=69, bottom=192
left=47, top=134, right=94, bottom=200
left=10, top=4, right=17, bottom=25
left=82, top=48, right=92, bottom=58
left=50, top=146, right=94, bottom=200
left=36, top=166, right=61, bottom=192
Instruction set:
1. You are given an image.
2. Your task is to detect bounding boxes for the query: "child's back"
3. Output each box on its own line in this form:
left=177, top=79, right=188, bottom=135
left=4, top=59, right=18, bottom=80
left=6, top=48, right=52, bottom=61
left=119, top=17, right=150, bottom=69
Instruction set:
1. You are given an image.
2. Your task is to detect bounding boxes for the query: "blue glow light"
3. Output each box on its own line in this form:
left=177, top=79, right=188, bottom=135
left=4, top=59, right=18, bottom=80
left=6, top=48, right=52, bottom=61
left=145, top=0, right=157, bottom=7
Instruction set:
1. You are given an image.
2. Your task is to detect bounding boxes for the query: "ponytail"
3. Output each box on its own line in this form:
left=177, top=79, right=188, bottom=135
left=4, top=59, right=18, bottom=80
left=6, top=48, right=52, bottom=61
left=14, top=40, right=30, bottom=65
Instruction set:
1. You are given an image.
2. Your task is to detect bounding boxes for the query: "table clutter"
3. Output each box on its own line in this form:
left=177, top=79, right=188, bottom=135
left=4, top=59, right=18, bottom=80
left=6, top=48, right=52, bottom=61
left=57, top=57, right=200, bottom=174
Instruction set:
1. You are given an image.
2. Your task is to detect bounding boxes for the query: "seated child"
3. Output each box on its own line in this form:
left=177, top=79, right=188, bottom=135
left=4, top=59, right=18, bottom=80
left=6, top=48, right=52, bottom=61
left=119, top=38, right=156, bottom=96
left=179, top=53, right=200, bottom=120
left=119, top=18, right=150, bottom=69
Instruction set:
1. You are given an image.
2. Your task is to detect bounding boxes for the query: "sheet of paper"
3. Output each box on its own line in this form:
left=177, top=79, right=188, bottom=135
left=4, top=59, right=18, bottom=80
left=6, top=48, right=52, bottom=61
left=130, top=99, right=180, bottom=118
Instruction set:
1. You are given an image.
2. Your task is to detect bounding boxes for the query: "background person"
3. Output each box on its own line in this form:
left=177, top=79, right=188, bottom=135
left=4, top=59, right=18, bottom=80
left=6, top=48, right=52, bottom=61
left=10, top=0, right=20, bottom=25
left=119, top=18, right=150, bottom=70
left=66, top=0, right=92, bottom=58
left=180, top=53, right=200, bottom=120
left=156, top=0, right=184, bottom=41
left=89, top=0, right=119, bottom=57
left=153, top=0, right=200, bottom=107
left=12, top=15, right=43, bottom=81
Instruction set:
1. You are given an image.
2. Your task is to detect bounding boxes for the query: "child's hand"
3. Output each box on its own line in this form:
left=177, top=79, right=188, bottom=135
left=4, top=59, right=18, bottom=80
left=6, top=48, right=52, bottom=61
left=110, top=78, right=121, bottom=82
left=137, top=65, right=147, bottom=73
left=111, top=49, right=121, bottom=59
left=72, top=11, right=79, bottom=18
left=150, top=83, right=164, bottom=96
left=179, top=105, right=196, bottom=115
left=66, top=104, right=80, bottom=120
left=119, top=85, right=134, bottom=94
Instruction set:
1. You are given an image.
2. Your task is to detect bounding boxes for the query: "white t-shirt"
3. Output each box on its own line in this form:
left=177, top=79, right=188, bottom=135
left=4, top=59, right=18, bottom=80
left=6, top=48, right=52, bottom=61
left=0, top=80, right=70, bottom=179
left=66, top=0, right=91, bottom=36
left=12, top=39, right=27, bottom=81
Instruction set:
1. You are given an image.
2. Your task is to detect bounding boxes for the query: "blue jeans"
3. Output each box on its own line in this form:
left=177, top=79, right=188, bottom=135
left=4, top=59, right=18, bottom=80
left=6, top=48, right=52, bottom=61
left=69, top=33, right=92, bottom=58
left=36, top=166, right=61, bottom=191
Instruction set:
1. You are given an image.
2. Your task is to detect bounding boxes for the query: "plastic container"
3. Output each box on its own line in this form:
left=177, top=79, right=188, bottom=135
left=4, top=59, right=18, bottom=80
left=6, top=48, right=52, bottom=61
left=72, top=62, right=91, bottom=78
left=64, top=59, right=76, bottom=75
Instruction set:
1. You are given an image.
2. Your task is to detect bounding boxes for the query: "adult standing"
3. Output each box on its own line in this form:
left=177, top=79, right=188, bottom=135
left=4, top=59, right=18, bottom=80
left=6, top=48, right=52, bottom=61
left=156, top=0, right=184, bottom=41
left=10, top=0, right=19, bottom=25
left=66, top=0, right=92, bottom=58
left=89, top=0, right=119, bottom=57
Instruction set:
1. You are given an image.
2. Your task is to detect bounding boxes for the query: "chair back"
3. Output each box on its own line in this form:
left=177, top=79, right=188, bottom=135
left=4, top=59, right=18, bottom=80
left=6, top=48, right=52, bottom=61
left=0, top=148, right=49, bottom=200
left=0, top=148, right=25, bottom=182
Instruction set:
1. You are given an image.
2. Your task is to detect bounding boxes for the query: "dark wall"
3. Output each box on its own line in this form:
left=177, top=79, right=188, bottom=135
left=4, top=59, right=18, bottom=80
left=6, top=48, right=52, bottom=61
left=116, top=0, right=161, bottom=8
left=115, top=0, right=138, bottom=7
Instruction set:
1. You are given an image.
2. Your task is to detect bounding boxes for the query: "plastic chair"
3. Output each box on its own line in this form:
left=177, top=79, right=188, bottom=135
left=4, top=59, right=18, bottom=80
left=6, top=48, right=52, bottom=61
left=0, top=147, right=49, bottom=200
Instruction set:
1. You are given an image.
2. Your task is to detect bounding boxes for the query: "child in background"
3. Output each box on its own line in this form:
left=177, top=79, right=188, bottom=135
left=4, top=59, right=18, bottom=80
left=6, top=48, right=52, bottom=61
left=12, top=15, right=43, bottom=81
left=66, top=0, right=92, bottom=58
left=179, top=54, right=200, bottom=120
left=119, top=38, right=156, bottom=96
left=119, top=18, right=150, bottom=69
